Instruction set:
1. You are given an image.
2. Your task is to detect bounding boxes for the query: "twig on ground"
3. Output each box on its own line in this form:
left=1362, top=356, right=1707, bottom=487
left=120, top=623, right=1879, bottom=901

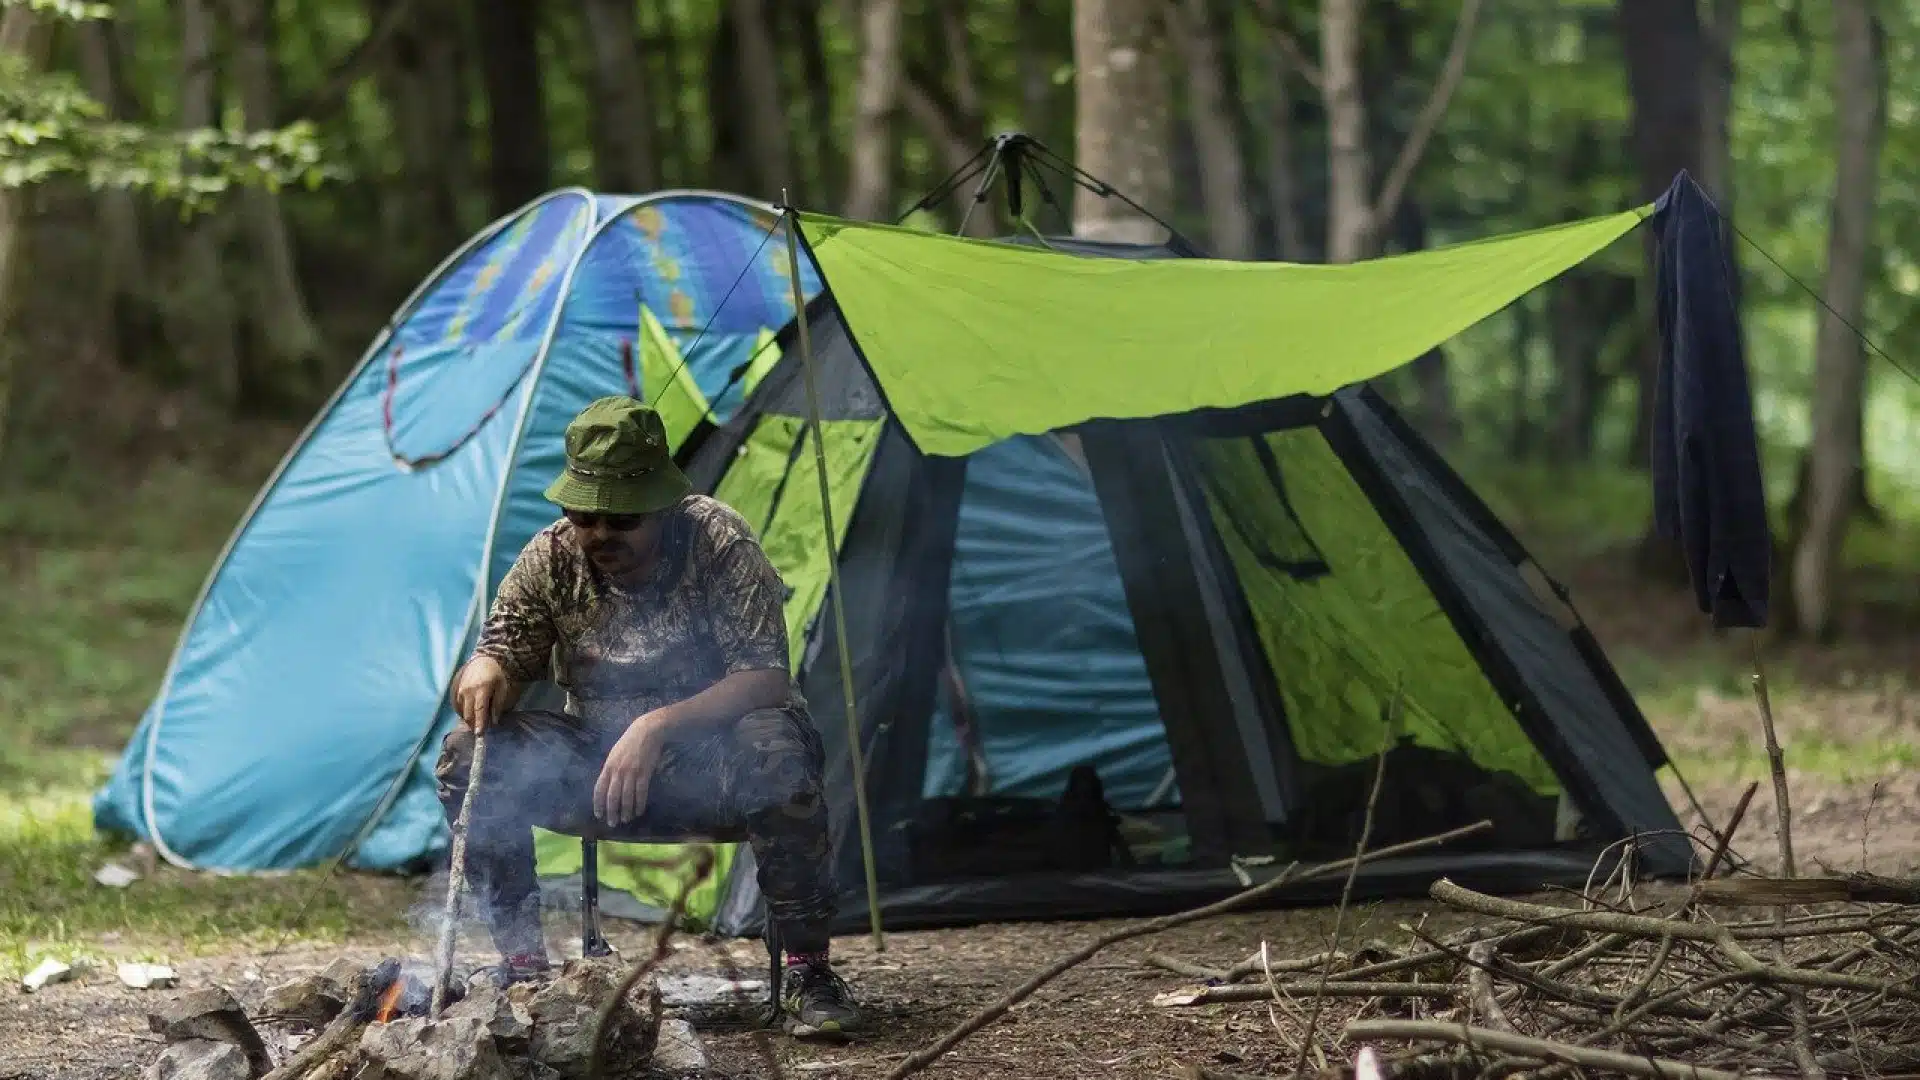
left=1748, top=632, right=1823, bottom=1080
left=258, top=970, right=374, bottom=1080
left=1293, top=685, right=1399, bottom=1079
left=585, top=846, right=715, bottom=1080
left=880, top=820, right=1494, bottom=1080
left=1467, top=941, right=1515, bottom=1033
left=1151, top=948, right=1351, bottom=983
left=1157, top=981, right=1461, bottom=1006
left=1695, top=872, right=1920, bottom=907
left=1344, top=1020, right=1745, bottom=1080
left=1149, top=954, right=1231, bottom=981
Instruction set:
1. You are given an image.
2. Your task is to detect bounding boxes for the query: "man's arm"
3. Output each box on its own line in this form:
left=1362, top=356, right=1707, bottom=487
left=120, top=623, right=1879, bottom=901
left=646, top=667, right=789, bottom=733
left=651, top=530, right=793, bottom=735
left=455, top=535, right=560, bottom=729
left=472, top=535, right=561, bottom=684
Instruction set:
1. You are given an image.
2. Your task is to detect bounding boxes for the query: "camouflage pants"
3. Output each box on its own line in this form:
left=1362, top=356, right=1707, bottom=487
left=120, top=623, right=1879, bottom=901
left=434, top=704, right=836, bottom=959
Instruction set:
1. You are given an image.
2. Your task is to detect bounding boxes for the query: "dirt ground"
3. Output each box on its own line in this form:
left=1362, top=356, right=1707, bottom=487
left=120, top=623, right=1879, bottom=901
left=6, top=767, right=1917, bottom=1080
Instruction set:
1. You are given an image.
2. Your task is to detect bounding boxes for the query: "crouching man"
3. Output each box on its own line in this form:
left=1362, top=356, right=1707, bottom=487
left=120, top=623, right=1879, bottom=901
left=435, top=395, right=862, bottom=1037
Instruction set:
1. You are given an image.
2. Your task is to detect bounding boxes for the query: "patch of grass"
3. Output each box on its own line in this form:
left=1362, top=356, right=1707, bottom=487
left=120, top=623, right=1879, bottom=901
left=0, top=458, right=416, bottom=978
left=1670, top=737, right=1920, bottom=788
left=0, top=776, right=412, bottom=981
left=0, top=461, right=258, bottom=786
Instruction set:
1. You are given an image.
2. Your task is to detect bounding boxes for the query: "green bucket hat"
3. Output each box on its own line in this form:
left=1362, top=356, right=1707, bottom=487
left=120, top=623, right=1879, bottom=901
left=544, top=396, right=692, bottom=515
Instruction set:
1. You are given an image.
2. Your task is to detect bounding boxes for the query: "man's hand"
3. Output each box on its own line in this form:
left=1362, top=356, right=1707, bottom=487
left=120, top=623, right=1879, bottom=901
left=453, top=656, right=511, bottom=732
left=595, top=712, right=671, bottom=826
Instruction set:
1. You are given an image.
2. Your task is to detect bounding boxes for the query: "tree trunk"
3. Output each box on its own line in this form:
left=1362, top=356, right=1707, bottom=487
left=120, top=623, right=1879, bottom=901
left=705, top=5, right=749, bottom=194
left=641, top=0, right=691, bottom=187
left=171, top=0, right=242, bottom=408
left=1171, top=0, right=1254, bottom=258
left=1549, top=270, right=1634, bottom=461
left=0, top=5, right=51, bottom=464
left=74, top=13, right=157, bottom=370
left=375, top=0, right=468, bottom=253
left=1699, top=0, right=1738, bottom=215
left=1617, top=0, right=1704, bottom=469
left=1070, top=0, right=1173, bottom=243
left=474, top=0, right=550, bottom=216
left=1618, top=0, right=1705, bottom=581
left=1319, top=0, right=1370, bottom=263
left=1790, top=0, right=1886, bottom=641
left=1262, top=33, right=1305, bottom=260
left=789, top=0, right=840, bottom=202
left=910, top=0, right=998, bottom=235
left=728, top=0, right=794, bottom=200
left=1391, top=201, right=1459, bottom=446
left=228, top=0, right=324, bottom=401
left=582, top=0, right=657, bottom=193
left=1015, top=0, right=1054, bottom=141
left=843, top=0, right=905, bottom=220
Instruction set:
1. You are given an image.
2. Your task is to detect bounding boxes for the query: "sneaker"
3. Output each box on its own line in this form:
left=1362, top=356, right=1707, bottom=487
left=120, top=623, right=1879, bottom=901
left=780, top=960, right=863, bottom=1037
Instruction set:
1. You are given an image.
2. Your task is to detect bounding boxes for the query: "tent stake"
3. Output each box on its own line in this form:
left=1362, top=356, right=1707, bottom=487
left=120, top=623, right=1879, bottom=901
left=781, top=203, right=886, bottom=953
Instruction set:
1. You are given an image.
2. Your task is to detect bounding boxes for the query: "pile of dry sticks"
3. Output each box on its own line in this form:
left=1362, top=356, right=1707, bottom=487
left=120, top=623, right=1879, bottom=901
left=1151, top=782, right=1920, bottom=1080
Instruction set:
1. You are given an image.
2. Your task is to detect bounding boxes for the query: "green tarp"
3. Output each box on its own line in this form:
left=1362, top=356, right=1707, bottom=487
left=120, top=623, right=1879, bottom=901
left=799, top=207, right=1650, bottom=457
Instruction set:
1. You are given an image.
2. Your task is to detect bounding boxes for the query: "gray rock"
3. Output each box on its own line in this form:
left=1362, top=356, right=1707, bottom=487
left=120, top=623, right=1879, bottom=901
left=147, top=987, right=272, bottom=1076
left=524, top=958, right=660, bottom=1079
left=650, top=1019, right=710, bottom=1074
left=320, top=957, right=363, bottom=986
left=263, top=971, right=348, bottom=1026
left=143, top=1039, right=251, bottom=1080
left=442, top=981, right=532, bottom=1052
left=358, top=1016, right=513, bottom=1080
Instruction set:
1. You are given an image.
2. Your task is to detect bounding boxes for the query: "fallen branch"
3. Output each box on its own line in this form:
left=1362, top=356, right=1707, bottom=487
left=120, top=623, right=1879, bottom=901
left=1746, top=634, right=1821, bottom=1080
left=1149, top=954, right=1232, bottom=982
left=1294, top=701, right=1396, bottom=1080
left=1695, top=872, right=1920, bottom=907
left=1431, top=879, right=1920, bottom=1002
left=259, top=970, right=374, bottom=1080
left=1145, top=948, right=1353, bottom=983
left=881, top=819, right=1494, bottom=1080
left=1155, top=981, right=1460, bottom=1007
left=1466, top=942, right=1515, bottom=1033
left=1344, top=1020, right=1744, bottom=1080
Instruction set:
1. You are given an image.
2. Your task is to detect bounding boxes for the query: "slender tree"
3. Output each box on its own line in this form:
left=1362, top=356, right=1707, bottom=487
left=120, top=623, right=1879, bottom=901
left=1791, top=0, right=1888, bottom=640
left=583, top=0, right=659, bottom=193
left=844, top=0, right=905, bottom=220
left=1070, top=0, right=1173, bottom=242
left=1170, top=0, right=1254, bottom=258
left=474, top=0, right=551, bottom=216
left=228, top=0, right=325, bottom=396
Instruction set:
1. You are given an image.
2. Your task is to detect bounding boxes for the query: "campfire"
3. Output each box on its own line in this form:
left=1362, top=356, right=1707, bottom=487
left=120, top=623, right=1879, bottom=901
left=141, top=954, right=676, bottom=1080
left=367, top=958, right=448, bottom=1024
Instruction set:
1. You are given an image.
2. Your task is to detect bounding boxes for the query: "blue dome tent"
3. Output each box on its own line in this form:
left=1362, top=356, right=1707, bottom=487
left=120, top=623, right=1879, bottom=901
left=92, top=190, right=825, bottom=875
left=92, top=189, right=1175, bottom=922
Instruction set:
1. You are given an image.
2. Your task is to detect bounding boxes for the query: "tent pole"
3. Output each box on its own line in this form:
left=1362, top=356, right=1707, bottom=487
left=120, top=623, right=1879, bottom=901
left=781, top=202, right=886, bottom=953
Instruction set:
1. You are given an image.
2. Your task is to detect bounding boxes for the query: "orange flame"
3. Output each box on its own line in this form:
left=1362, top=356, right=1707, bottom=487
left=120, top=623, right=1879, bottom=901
left=374, top=978, right=405, bottom=1023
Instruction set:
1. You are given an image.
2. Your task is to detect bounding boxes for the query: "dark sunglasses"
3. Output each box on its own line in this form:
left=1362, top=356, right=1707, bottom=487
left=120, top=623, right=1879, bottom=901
left=565, top=510, right=650, bottom=532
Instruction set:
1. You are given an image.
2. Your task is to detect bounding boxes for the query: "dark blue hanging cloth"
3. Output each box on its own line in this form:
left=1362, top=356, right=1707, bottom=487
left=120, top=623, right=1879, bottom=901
left=1647, top=171, right=1771, bottom=629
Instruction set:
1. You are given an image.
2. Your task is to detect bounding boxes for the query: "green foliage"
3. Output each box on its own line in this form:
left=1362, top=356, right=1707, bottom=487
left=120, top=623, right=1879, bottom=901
left=0, top=0, right=112, bottom=20
left=0, top=1, right=336, bottom=211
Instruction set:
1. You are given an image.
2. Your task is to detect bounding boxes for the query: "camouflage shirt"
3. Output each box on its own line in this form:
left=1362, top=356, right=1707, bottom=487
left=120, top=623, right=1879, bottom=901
left=473, top=495, right=792, bottom=726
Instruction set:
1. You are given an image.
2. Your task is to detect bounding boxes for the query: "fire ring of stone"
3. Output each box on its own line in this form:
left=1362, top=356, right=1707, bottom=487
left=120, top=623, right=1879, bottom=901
left=144, top=956, right=681, bottom=1080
